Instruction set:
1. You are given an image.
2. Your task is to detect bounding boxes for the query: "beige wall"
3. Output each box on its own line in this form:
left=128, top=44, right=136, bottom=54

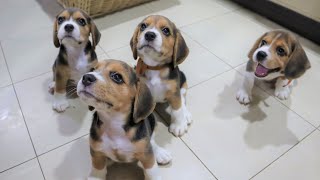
left=271, top=0, right=320, bottom=22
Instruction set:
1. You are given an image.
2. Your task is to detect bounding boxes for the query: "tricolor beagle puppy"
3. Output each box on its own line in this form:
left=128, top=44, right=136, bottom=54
left=77, top=60, right=171, bottom=180
left=237, top=30, right=311, bottom=104
left=50, top=8, right=101, bottom=112
left=130, top=15, right=192, bottom=137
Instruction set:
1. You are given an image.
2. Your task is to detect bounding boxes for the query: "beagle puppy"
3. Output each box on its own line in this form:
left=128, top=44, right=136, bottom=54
left=237, top=30, right=311, bottom=104
left=77, top=60, right=171, bottom=180
left=50, top=8, right=101, bottom=112
left=130, top=15, right=192, bottom=137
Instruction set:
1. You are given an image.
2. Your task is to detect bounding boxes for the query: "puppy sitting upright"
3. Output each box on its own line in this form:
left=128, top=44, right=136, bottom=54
left=50, top=8, right=101, bottom=112
left=237, top=30, right=311, bottom=104
left=77, top=60, right=169, bottom=180
left=130, top=15, right=192, bottom=137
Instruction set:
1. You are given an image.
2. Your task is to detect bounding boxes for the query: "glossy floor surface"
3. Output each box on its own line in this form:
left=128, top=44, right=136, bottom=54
left=0, top=0, right=320, bottom=180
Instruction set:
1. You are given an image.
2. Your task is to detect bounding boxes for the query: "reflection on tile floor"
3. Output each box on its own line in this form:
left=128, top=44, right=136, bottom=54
left=0, top=0, right=319, bottom=179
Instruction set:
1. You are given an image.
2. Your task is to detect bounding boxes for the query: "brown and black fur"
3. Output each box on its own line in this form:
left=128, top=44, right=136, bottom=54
left=130, top=15, right=191, bottom=137
left=77, top=60, right=161, bottom=178
left=247, top=30, right=310, bottom=80
left=51, top=8, right=100, bottom=98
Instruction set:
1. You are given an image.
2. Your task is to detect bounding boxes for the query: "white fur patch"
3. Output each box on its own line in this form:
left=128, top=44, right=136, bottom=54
left=253, top=45, right=271, bottom=63
left=66, top=46, right=89, bottom=81
left=52, top=92, right=69, bottom=112
left=93, top=112, right=135, bottom=162
left=145, top=70, right=168, bottom=102
left=138, top=27, right=164, bottom=67
left=57, top=18, right=81, bottom=42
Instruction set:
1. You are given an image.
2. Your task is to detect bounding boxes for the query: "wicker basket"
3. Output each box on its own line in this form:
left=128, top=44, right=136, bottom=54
left=57, top=0, right=153, bottom=17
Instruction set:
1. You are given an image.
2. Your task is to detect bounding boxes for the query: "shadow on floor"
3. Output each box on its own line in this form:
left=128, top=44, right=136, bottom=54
left=213, top=71, right=298, bottom=149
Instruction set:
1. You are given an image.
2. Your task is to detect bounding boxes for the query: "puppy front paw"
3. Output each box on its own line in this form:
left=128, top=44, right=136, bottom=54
left=154, top=147, right=172, bottom=165
left=52, top=93, right=69, bottom=112
left=236, top=89, right=251, bottom=105
left=275, top=86, right=290, bottom=100
left=169, top=120, right=188, bottom=137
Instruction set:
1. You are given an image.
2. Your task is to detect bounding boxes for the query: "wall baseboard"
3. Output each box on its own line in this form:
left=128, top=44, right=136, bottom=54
left=232, top=0, right=320, bottom=45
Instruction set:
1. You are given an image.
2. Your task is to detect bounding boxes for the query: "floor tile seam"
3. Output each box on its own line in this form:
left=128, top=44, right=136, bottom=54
left=0, top=157, right=37, bottom=174
left=0, top=83, right=13, bottom=89
left=97, top=45, right=111, bottom=58
left=188, top=68, right=234, bottom=90
left=11, top=71, right=52, bottom=85
left=179, top=9, right=238, bottom=30
left=0, top=42, right=46, bottom=179
left=179, top=138, right=219, bottom=180
left=249, top=128, right=318, bottom=180
left=180, top=30, right=235, bottom=69
left=36, top=133, right=89, bottom=157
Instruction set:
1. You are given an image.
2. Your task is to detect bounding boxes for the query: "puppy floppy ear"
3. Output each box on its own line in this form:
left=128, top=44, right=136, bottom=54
left=130, top=26, right=140, bottom=60
left=53, top=18, right=60, bottom=48
left=133, top=80, right=155, bottom=123
left=284, top=41, right=311, bottom=79
left=173, top=31, right=189, bottom=68
left=90, top=19, right=101, bottom=49
left=248, top=32, right=267, bottom=60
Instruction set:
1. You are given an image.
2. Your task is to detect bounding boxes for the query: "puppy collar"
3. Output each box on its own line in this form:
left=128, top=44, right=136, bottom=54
left=136, top=58, right=169, bottom=75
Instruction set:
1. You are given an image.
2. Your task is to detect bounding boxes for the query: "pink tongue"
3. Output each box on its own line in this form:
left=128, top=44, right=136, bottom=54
left=255, top=64, right=269, bottom=76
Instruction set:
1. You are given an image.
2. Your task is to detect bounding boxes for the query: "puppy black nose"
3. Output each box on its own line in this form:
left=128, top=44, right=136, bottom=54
left=82, top=74, right=96, bottom=86
left=145, top=32, right=156, bottom=41
left=257, top=51, right=267, bottom=61
left=64, top=24, right=74, bottom=33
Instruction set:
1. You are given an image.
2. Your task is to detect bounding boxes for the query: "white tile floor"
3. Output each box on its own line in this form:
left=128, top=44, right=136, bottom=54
left=0, top=0, right=319, bottom=180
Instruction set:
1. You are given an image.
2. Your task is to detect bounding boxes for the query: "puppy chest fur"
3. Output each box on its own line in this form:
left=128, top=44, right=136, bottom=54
left=90, top=112, right=155, bottom=163
left=145, top=70, right=169, bottom=102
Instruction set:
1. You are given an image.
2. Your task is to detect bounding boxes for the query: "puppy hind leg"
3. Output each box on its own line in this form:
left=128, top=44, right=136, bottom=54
left=88, top=150, right=107, bottom=180
left=138, top=149, right=161, bottom=180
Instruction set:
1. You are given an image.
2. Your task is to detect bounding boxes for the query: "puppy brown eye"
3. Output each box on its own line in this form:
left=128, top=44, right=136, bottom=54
left=57, top=17, right=65, bottom=24
left=260, top=40, right=267, bottom=46
left=140, top=23, right=147, bottom=31
left=162, top=27, right=170, bottom=36
left=277, top=47, right=286, bottom=56
left=77, top=18, right=86, bottom=26
left=110, top=72, right=124, bottom=84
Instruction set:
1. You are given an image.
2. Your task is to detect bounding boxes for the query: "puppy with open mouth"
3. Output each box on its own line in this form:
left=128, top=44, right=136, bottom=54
left=130, top=15, right=192, bottom=137
left=77, top=60, right=171, bottom=180
left=50, top=8, right=101, bottom=112
left=237, top=30, right=311, bottom=104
